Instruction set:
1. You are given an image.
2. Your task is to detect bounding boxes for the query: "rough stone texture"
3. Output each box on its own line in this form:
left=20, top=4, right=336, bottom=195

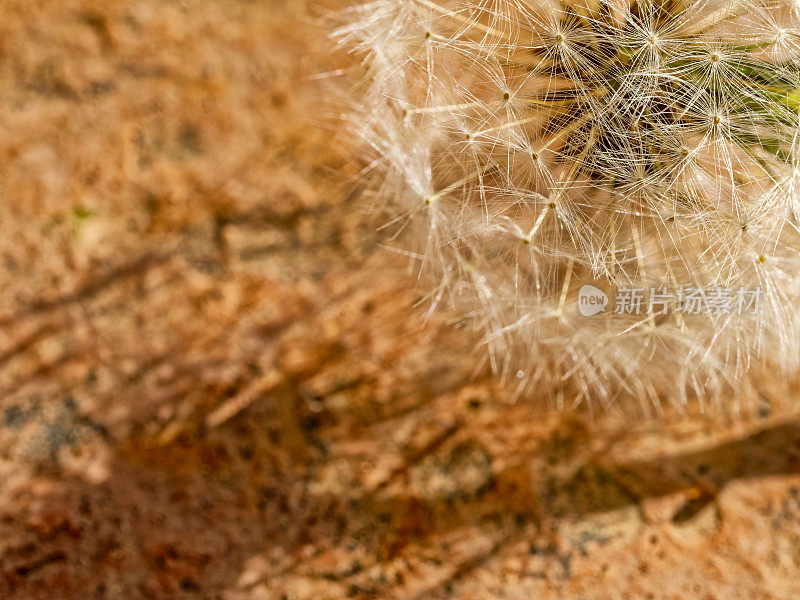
left=0, top=1, right=799, bottom=599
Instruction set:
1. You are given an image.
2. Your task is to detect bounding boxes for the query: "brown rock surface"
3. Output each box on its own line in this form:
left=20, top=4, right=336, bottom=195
left=0, top=1, right=799, bottom=598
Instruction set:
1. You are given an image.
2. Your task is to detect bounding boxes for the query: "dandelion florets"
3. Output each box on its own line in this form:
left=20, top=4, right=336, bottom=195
left=333, top=0, right=800, bottom=413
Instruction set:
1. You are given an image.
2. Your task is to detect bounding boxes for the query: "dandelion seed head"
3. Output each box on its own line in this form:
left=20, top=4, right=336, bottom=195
left=333, top=0, right=800, bottom=412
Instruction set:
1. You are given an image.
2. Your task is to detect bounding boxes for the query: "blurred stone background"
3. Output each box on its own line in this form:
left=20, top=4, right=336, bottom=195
left=0, top=0, right=799, bottom=598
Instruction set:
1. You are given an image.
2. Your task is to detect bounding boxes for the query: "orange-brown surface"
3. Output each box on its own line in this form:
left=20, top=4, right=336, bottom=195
left=1, top=1, right=800, bottom=598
